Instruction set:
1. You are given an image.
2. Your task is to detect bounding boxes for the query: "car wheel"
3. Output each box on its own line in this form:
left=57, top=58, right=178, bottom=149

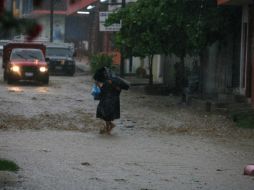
left=69, top=72, right=74, bottom=76
left=68, top=68, right=75, bottom=76
left=42, top=77, right=49, bottom=85
left=3, top=70, right=7, bottom=81
left=7, top=77, right=14, bottom=84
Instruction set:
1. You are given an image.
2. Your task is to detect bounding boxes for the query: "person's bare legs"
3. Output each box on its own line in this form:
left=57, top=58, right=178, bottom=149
left=100, top=121, right=115, bottom=135
left=99, top=120, right=111, bottom=134
left=99, top=123, right=107, bottom=134
left=107, top=121, right=115, bottom=134
left=104, top=121, right=111, bottom=134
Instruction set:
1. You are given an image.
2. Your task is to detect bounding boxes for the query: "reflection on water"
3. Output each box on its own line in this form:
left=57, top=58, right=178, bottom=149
left=8, top=87, right=23, bottom=93
left=36, top=87, right=49, bottom=93
left=7, top=86, right=49, bottom=94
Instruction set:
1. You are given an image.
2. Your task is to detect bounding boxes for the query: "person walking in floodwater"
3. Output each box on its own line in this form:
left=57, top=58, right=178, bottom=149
left=93, top=67, right=122, bottom=134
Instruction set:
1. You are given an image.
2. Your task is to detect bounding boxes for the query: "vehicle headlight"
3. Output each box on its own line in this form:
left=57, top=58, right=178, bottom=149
left=10, top=65, right=20, bottom=73
left=39, top=66, right=48, bottom=72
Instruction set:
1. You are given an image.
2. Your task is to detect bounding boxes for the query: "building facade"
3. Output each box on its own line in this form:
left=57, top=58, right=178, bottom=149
left=218, top=0, right=254, bottom=106
left=3, top=0, right=96, bottom=50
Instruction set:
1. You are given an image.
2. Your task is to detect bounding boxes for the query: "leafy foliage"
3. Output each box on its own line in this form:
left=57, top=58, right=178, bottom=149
left=106, top=0, right=164, bottom=84
left=233, top=113, right=254, bottom=129
left=0, top=10, right=42, bottom=41
left=154, top=0, right=240, bottom=57
left=105, top=0, right=240, bottom=86
left=90, top=54, right=114, bottom=74
left=106, top=0, right=162, bottom=58
left=0, top=159, right=19, bottom=172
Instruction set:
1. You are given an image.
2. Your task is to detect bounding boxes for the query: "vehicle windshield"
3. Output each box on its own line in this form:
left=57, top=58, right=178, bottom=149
left=46, top=47, right=72, bottom=57
left=10, top=48, right=44, bottom=61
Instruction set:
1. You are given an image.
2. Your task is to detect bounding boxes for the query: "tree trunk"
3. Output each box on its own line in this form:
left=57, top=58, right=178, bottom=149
left=175, top=56, right=185, bottom=94
left=148, top=55, right=154, bottom=85
left=199, top=51, right=206, bottom=97
left=180, top=56, right=186, bottom=87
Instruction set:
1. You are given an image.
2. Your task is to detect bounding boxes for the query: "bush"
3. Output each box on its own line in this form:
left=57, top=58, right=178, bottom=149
left=233, top=113, right=254, bottom=129
left=90, top=54, right=113, bottom=74
left=0, top=159, right=19, bottom=172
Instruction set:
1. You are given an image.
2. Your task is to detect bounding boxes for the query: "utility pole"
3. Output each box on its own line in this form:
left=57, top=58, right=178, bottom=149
left=50, top=0, right=54, bottom=42
left=91, top=1, right=100, bottom=54
left=99, top=0, right=126, bottom=76
left=119, top=0, right=125, bottom=77
left=11, top=0, right=14, bottom=16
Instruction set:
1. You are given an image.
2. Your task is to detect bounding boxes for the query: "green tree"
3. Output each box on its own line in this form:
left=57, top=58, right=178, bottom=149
left=90, top=54, right=114, bottom=74
left=106, top=0, right=240, bottom=87
left=0, top=5, right=42, bottom=41
left=106, top=0, right=163, bottom=84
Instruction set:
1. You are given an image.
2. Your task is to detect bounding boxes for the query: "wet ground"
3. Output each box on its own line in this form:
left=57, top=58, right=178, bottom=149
left=0, top=60, right=253, bottom=190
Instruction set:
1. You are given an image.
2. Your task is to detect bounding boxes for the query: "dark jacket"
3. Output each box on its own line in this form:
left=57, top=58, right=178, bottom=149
left=96, top=80, right=121, bottom=121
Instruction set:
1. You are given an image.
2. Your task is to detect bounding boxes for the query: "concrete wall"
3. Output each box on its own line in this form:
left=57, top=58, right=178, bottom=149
left=125, top=55, right=163, bottom=84
left=202, top=33, right=241, bottom=99
left=152, top=55, right=163, bottom=83
left=249, top=5, right=254, bottom=104
left=125, top=57, right=146, bottom=75
left=162, top=54, right=200, bottom=90
left=239, top=5, right=249, bottom=94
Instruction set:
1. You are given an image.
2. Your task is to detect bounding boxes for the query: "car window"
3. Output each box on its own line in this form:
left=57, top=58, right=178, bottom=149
left=10, top=48, right=44, bottom=61
left=46, top=47, right=72, bottom=57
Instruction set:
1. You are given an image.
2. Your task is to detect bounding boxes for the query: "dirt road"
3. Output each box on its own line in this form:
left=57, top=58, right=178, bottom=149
left=0, top=61, right=253, bottom=190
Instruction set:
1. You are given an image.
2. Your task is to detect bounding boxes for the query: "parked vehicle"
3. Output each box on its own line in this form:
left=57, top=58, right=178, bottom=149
left=2, top=42, right=49, bottom=84
left=45, top=43, right=76, bottom=76
left=0, top=40, right=10, bottom=56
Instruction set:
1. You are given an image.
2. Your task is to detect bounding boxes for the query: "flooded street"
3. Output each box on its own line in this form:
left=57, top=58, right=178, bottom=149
left=0, top=61, right=253, bottom=190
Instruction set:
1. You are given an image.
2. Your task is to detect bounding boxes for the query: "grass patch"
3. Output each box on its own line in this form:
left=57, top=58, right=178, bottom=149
left=233, top=113, right=254, bottom=129
left=0, top=159, right=19, bottom=172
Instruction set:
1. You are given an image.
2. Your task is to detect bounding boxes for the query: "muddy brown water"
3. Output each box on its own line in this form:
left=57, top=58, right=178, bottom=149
left=0, top=64, right=253, bottom=190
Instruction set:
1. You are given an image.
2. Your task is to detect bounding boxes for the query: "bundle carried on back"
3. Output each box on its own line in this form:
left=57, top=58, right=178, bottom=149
left=93, top=67, right=130, bottom=90
left=111, top=75, right=130, bottom=90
